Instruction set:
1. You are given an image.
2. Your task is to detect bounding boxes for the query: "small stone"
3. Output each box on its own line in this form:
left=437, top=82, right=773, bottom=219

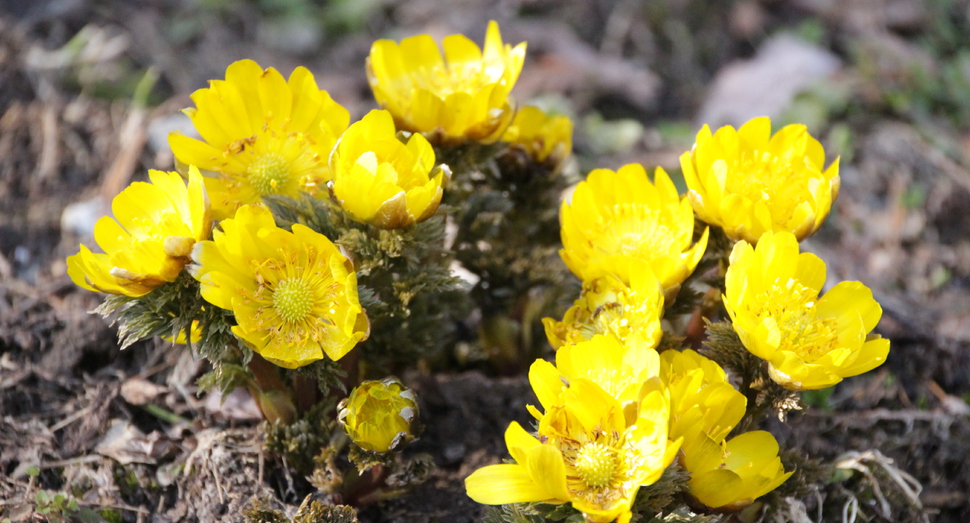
left=697, top=34, right=841, bottom=128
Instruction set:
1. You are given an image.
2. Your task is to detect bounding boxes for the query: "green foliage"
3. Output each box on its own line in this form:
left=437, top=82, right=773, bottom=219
left=294, top=358, right=347, bottom=398
left=264, top=400, right=338, bottom=477
left=435, top=138, right=575, bottom=370
left=482, top=503, right=557, bottom=523
left=347, top=443, right=392, bottom=473
left=245, top=498, right=360, bottom=523
left=245, top=503, right=292, bottom=523
left=700, top=320, right=759, bottom=381
left=293, top=501, right=359, bottom=523
left=630, top=465, right=693, bottom=520
left=196, top=363, right=255, bottom=396
left=94, top=271, right=238, bottom=360
left=32, top=489, right=100, bottom=522
left=96, top=270, right=250, bottom=399
left=641, top=509, right=722, bottom=523
left=702, top=320, right=801, bottom=433
left=533, top=503, right=583, bottom=522
left=801, top=387, right=834, bottom=410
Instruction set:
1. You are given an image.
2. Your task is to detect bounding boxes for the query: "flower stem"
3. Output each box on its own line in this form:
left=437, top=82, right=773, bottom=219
left=246, top=353, right=296, bottom=425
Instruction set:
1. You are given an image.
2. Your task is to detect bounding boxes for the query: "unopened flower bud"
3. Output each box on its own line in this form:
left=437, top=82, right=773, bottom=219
left=338, top=377, right=418, bottom=453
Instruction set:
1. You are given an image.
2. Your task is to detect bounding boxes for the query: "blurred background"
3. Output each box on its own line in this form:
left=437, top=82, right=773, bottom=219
left=1, top=0, right=970, bottom=520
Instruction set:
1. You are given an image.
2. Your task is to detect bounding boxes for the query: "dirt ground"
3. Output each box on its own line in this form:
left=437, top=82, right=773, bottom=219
left=2, top=0, right=970, bottom=521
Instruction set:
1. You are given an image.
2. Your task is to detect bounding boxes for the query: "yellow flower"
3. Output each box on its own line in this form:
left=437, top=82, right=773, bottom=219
left=529, top=334, right=662, bottom=412
left=502, top=105, right=573, bottom=166
left=67, top=167, right=211, bottom=297
left=723, top=231, right=890, bottom=390
left=190, top=204, right=368, bottom=369
left=465, top=378, right=678, bottom=523
left=367, top=21, right=526, bottom=144
left=560, top=164, right=709, bottom=294
left=659, top=349, right=746, bottom=444
left=330, top=110, right=449, bottom=229
left=657, top=350, right=789, bottom=511
left=682, top=430, right=792, bottom=512
left=680, top=116, right=840, bottom=243
left=338, top=377, right=419, bottom=453
left=169, top=59, right=350, bottom=220
left=542, top=259, right=663, bottom=350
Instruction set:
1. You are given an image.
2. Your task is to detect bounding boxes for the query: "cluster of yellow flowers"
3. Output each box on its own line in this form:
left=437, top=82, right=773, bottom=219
left=66, top=21, right=574, bottom=372
left=467, top=111, right=889, bottom=519
left=64, top=18, right=890, bottom=518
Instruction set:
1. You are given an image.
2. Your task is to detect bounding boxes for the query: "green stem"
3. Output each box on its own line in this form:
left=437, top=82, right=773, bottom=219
left=247, top=353, right=296, bottom=425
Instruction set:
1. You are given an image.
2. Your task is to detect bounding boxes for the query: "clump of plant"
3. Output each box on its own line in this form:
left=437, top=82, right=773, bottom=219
left=65, top=19, right=913, bottom=522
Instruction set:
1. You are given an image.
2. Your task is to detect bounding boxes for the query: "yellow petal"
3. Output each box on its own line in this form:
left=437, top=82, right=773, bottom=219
left=464, top=464, right=553, bottom=505
left=529, top=359, right=564, bottom=412
left=525, top=444, right=570, bottom=501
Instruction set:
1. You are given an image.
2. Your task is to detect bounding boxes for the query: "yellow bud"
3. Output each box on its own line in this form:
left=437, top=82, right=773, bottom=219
left=338, top=377, right=419, bottom=453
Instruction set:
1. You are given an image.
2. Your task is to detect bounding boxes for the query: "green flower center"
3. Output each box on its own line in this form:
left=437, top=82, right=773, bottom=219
left=575, top=441, right=616, bottom=489
left=248, top=153, right=291, bottom=195
left=273, top=278, right=314, bottom=323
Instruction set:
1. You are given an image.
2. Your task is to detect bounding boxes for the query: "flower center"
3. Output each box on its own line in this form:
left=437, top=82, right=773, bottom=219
left=273, top=278, right=314, bottom=323
left=597, top=204, right=677, bottom=260
left=248, top=153, right=291, bottom=195
left=574, top=441, right=616, bottom=489
left=417, top=62, right=495, bottom=98
left=750, top=278, right=838, bottom=362
left=725, top=151, right=815, bottom=222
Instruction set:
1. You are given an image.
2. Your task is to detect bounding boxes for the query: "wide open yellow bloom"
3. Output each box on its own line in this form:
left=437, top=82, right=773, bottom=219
left=465, top=378, right=677, bottom=523
left=543, top=259, right=663, bottom=350
left=560, top=164, right=709, bottom=294
left=659, top=349, right=746, bottom=445
left=502, top=105, right=573, bottom=166
left=367, top=20, right=526, bottom=144
left=682, top=430, right=792, bottom=512
left=190, top=204, right=368, bottom=369
left=169, top=59, right=350, bottom=220
left=680, top=116, right=840, bottom=243
left=67, top=167, right=211, bottom=297
left=330, top=110, right=448, bottom=229
left=723, top=231, right=890, bottom=390
left=338, top=377, right=418, bottom=454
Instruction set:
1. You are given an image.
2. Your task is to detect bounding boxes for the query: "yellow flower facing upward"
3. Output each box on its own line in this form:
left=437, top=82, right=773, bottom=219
left=682, top=430, right=792, bottom=512
left=560, top=164, right=709, bottom=295
left=367, top=21, right=526, bottom=144
left=67, top=167, right=211, bottom=297
left=338, top=377, right=419, bottom=453
left=723, top=231, right=890, bottom=390
left=680, top=116, right=840, bottom=243
left=465, top=378, right=678, bottom=523
left=330, top=110, right=449, bottom=229
left=502, top=105, right=573, bottom=166
left=659, top=349, right=746, bottom=444
left=169, top=59, right=350, bottom=220
left=543, top=259, right=663, bottom=350
left=190, top=204, right=368, bottom=369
